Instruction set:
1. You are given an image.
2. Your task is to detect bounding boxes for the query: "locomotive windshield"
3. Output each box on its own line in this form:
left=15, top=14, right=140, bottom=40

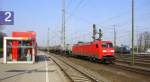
left=102, top=42, right=113, bottom=48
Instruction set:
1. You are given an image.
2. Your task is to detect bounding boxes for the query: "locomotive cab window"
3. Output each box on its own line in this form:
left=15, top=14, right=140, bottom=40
left=102, top=42, right=113, bottom=48
left=96, top=44, right=99, bottom=48
left=108, top=43, right=113, bottom=48
left=102, top=43, right=107, bottom=48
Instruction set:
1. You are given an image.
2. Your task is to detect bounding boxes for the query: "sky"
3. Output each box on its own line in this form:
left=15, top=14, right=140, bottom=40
left=0, top=0, right=150, bottom=47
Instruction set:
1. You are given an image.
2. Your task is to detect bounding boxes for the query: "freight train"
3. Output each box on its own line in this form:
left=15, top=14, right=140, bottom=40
left=49, top=24, right=115, bottom=63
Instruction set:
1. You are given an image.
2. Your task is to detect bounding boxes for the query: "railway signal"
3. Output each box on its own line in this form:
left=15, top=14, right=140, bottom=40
left=92, top=24, right=97, bottom=40
left=92, top=24, right=103, bottom=40
left=98, top=28, right=103, bottom=40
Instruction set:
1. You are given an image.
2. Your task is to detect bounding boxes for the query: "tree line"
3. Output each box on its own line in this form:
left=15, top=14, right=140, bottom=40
left=138, top=31, right=150, bottom=52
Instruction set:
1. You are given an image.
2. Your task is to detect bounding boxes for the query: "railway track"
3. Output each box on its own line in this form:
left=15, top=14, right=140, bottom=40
left=115, top=54, right=150, bottom=60
left=115, top=54, right=150, bottom=68
left=43, top=51, right=150, bottom=82
left=116, top=59, right=150, bottom=67
left=110, top=55, right=150, bottom=75
left=50, top=51, right=150, bottom=76
left=46, top=52, right=106, bottom=82
left=72, top=56, right=150, bottom=76
left=112, top=62, right=150, bottom=76
left=55, top=53, right=150, bottom=82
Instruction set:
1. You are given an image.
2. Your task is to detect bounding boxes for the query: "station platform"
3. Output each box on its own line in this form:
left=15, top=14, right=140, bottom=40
left=0, top=51, right=69, bottom=82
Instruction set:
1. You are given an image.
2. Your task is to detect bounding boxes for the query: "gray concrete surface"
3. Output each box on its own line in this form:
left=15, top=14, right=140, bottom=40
left=0, top=51, right=69, bottom=82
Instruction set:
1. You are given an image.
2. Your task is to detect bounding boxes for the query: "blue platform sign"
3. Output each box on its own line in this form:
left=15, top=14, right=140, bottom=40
left=0, top=11, right=14, bottom=25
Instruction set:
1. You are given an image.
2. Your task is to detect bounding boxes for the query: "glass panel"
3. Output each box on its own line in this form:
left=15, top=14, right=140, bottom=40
left=102, top=42, right=113, bottom=48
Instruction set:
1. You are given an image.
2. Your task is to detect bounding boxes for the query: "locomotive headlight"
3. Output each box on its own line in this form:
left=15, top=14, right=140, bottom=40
left=110, top=50, right=114, bottom=52
left=102, top=50, right=107, bottom=52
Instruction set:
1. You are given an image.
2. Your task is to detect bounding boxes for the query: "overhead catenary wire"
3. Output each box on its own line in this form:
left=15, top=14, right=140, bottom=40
left=66, top=0, right=73, bottom=8
left=65, top=0, right=150, bottom=46
left=65, top=0, right=85, bottom=45
left=65, top=0, right=150, bottom=30
left=98, top=1, right=150, bottom=25
left=66, top=0, right=86, bottom=21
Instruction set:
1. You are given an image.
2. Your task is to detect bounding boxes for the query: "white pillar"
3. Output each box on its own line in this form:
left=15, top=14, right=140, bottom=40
left=3, top=37, right=7, bottom=64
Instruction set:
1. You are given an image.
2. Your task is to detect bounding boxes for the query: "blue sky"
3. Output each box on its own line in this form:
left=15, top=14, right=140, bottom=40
left=0, top=0, right=150, bottom=47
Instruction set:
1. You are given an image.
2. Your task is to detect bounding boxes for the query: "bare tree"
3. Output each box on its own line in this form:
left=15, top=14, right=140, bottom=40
left=138, top=31, right=150, bottom=51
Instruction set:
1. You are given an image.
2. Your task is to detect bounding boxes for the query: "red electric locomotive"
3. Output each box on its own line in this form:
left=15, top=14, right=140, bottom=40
left=72, top=40, right=115, bottom=63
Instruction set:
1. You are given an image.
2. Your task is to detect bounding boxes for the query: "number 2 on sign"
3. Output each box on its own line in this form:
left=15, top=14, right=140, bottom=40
left=5, top=12, right=12, bottom=22
left=0, top=11, right=14, bottom=25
